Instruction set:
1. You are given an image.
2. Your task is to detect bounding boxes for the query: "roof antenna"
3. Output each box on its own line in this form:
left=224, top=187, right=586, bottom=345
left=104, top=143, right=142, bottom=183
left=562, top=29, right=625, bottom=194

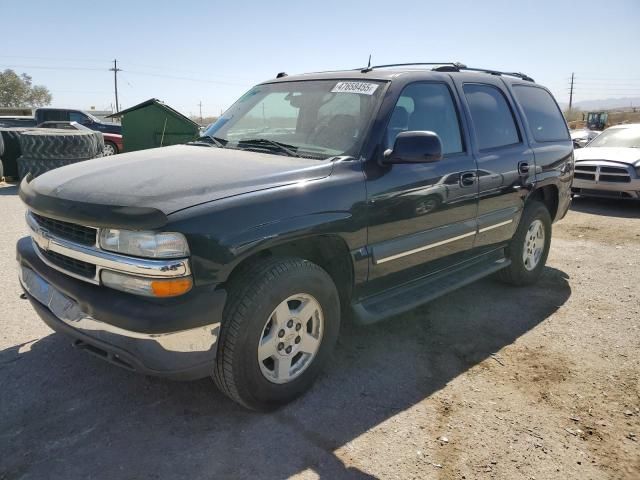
left=361, top=54, right=372, bottom=73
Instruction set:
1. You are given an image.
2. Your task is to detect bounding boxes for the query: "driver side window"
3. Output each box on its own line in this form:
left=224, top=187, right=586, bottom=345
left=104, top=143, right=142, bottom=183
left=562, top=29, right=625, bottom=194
left=69, top=112, right=89, bottom=124
left=386, top=82, right=463, bottom=155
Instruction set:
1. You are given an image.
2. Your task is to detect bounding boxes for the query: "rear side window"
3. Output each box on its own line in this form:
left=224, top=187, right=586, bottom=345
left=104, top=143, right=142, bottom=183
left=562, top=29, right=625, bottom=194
left=513, top=86, right=569, bottom=142
left=463, top=84, right=520, bottom=150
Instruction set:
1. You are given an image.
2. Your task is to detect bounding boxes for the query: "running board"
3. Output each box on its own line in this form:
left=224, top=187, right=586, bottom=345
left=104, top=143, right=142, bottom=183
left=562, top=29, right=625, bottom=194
left=352, top=251, right=511, bottom=325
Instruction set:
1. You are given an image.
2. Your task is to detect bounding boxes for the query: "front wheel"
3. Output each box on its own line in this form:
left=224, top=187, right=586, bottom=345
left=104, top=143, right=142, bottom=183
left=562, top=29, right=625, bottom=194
left=213, top=257, right=340, bottom=410
left=496, top=201, right=552, bottom=286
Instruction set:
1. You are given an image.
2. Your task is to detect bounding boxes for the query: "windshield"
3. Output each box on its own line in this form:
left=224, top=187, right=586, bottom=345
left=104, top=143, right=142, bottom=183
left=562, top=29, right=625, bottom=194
left=202, top=80, right=386, bottom=159
left=587, top=127, right=640, bottom=148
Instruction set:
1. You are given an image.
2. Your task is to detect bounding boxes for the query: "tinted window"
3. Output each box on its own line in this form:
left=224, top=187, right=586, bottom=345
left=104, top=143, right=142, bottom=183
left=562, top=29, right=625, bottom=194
left=463, top=84, right=520, bottom=150
left=513, top=86, right=568, bottom=142
left=69, top=112, right=89, bottom=123
left=387, top=83, right=463, bottom=155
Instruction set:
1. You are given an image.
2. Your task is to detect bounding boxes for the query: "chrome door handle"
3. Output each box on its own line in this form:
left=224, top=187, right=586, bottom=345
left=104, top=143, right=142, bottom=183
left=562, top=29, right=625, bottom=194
left=459, top=171, right=477, bottom=187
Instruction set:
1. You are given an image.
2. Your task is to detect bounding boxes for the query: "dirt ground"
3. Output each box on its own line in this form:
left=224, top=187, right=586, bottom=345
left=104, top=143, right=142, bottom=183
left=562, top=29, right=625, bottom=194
left=0, top=182, right=638, bottom=480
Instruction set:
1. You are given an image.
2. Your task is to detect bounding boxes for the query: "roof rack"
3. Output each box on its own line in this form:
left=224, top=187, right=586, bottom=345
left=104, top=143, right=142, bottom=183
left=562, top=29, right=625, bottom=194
left=359, top=62, right=466, bottom=73
left=360, top=62, right=534, bottom=82
left=450, top=66, right=535, bottom=82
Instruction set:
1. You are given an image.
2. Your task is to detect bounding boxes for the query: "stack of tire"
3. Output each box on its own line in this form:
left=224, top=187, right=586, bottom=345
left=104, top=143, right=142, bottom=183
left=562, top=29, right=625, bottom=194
left=0, top=128, right=32, bottom=180
left=17, top=129, right=104, bottom=180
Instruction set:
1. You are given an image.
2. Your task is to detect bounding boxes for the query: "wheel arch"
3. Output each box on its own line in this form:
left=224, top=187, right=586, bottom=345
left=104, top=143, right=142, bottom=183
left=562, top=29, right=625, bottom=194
left=222, top=234, right=355, bottom=310
left=527, top=184, right=559, bottom=221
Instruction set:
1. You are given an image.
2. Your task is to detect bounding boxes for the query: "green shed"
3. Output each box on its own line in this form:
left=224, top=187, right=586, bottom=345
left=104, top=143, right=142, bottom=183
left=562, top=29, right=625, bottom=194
left=107, top=98, right=199, bottom=152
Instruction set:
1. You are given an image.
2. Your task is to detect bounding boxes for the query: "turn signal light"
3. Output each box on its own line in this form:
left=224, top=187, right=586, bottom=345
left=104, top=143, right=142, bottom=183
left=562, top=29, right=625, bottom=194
left=151, top=278, right=193, bottom=297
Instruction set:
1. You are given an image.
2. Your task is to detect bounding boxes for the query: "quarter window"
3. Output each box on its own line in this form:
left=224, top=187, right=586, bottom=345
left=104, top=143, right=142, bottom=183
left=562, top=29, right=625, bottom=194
left=463, top=84, right=520, bottom=150
left=387, top=83, right=463, bottom=155
left=513, top=85, right=569, bottom=142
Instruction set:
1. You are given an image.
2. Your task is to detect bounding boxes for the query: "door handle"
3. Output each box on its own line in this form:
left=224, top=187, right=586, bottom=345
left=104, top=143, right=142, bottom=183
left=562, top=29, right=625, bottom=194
left=518, top=162, right=530, bottom=175
left=459, top=171, right=477, bottom=187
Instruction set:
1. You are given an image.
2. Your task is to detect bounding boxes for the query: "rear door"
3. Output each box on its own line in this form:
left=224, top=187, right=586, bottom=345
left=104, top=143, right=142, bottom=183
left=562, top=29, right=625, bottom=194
left=452, top=77, right=535, bottom=248
left=365, top=80, right=479, bottom=290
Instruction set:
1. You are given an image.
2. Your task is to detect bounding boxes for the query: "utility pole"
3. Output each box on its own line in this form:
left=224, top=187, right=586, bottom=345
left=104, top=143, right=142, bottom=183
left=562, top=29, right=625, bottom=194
left=198, top=101, right=203, bottom=122
left=109, top=59, right=122, bottom=113
left=568, top=72, right=575, bottom=111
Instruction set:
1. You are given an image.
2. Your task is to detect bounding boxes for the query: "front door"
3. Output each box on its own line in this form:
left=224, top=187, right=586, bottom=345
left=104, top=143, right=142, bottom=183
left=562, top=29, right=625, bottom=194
left=364, top=81, right=479, bottom=293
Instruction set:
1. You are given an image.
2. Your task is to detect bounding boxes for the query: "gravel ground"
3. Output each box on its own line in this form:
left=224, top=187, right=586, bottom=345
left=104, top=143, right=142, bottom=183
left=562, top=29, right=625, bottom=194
left=0, top=182, right=638, bottom=480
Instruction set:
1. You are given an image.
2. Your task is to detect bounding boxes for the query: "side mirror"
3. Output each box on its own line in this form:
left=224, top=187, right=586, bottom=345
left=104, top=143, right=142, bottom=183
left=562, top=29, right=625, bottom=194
left=383, top=131, right=443, bottom=164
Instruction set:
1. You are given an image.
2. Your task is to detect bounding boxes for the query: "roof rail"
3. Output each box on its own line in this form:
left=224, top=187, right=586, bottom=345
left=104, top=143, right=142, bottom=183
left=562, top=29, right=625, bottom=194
left=458, top=67, right=534, bottom=82
left=359, top=62, right=535, bottom=82
left=360, top=62, right=466, bottom=73
left=432, top=65, right=535, bottom=82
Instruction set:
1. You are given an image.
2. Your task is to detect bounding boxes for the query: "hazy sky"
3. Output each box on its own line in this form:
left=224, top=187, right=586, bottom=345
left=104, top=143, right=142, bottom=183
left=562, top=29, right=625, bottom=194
left=2, top=0, right=639, bottom=116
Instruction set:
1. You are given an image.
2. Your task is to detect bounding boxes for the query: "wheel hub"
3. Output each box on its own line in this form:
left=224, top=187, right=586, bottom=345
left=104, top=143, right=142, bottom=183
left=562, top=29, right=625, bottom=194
left=258, top=293, right=324, bottom=384
left=523, top=219, right=545, bottom=271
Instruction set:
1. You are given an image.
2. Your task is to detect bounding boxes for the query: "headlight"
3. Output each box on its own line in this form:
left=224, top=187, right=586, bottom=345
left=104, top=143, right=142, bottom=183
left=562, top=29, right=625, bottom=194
left=99, top=229, right=189, bottom=258
left=101, top=270, right=193, bottom=297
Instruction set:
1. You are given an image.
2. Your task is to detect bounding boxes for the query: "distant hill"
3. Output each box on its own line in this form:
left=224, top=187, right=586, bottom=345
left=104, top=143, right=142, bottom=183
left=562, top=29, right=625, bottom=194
left=559, top=97, right=640, bottom=111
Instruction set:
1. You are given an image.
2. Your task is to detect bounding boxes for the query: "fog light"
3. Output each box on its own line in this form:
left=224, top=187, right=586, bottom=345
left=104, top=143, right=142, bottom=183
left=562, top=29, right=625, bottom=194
left=101, top=270, right=192, bottom=297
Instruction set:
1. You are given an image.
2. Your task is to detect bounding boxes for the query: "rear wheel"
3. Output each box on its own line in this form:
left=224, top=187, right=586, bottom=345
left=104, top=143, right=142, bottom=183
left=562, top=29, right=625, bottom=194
left=213, top=257, right=340, bottom=410
left=497, top=201, right=552, bottom=286
left=103, top=141, right=117, bottom=156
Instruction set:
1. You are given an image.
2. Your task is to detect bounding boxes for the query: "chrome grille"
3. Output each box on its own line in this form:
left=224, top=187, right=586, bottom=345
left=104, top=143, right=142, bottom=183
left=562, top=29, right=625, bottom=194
left=25, top=210, right=192, bottom=286
left=574, top=164, right=631, bottom=183
left=39, top=247, right=96, bottom=279
left=31, top=212, right=97, bottom=246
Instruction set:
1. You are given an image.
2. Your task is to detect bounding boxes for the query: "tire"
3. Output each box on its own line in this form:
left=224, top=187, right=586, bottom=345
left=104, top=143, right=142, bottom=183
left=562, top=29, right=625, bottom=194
left=19, top=129, right=100, bottom=160
left=103, top=141, right=117, bottom=156
left=213, top=256, right=340, bottom=411
left=0, top=128, right=30, bottom=178
left=496, top=201, right=552, bottom=286
left=17, top=155, right=92, bottom=180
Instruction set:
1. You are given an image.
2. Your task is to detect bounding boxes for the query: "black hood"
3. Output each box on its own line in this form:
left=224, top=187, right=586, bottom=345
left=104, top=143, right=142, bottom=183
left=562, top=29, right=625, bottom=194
left=20, top=145, right=334, bottom=228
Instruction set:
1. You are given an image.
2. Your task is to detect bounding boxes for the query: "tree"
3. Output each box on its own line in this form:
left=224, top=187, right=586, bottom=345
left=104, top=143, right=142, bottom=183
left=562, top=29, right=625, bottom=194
left=0, top=69, right=52, bottom=107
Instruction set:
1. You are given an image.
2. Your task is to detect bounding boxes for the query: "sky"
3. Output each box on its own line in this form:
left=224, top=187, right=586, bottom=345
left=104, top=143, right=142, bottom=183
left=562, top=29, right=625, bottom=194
left=1, top=0, right=639, bottom=117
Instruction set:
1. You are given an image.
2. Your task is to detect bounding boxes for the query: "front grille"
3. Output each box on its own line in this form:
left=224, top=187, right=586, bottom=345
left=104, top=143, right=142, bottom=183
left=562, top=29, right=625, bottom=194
left=600, top=166, right=627, bottom=174
left=574, top=164, right=631, bottom=183
left=31, top=213, right=97, bottom=246
left=40, top=247, right=96, bottom=279
left=574, top=172, right=596, bottom=180
left=599, top=174, right=630, bottom=183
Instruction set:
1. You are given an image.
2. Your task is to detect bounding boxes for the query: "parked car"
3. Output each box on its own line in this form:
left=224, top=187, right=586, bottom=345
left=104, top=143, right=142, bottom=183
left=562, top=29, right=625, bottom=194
left=572, top=123, right=640, bottom=199
left=0, top=108, right=121, bottom=134
left=36, top=121, right=123, bottom=155
left=16, top=63, right=573, bottom=410
left=570, top=128, right=600, bottom=148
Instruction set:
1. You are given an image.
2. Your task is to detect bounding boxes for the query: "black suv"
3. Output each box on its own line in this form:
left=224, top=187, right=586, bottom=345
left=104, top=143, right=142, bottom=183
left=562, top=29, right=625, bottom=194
left=17, top=63, right=573, bottom=410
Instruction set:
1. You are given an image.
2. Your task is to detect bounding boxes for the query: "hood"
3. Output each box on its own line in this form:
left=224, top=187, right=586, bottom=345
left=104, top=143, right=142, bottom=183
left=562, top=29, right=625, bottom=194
left=574, top=147, right=640, bottom=166
left=27, top=145, right=334, bottom=216
left=95, top=123, right=122, bottom=134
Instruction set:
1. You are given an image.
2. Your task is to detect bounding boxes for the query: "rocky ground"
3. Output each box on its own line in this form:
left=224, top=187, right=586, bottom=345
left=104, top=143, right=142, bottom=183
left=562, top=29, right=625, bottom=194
left=0, top=182, right=638, bottom=479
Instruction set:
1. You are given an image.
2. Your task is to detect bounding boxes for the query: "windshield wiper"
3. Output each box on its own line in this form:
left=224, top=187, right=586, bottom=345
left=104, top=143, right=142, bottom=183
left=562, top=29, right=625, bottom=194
left=191, top=135, right=226, bottom=148
left=238, top=138, right=299, bottom=157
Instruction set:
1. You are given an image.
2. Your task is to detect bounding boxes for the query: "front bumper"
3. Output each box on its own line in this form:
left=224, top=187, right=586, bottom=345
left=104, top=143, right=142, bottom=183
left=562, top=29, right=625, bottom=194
left=17, top=237, right=226, bottom=380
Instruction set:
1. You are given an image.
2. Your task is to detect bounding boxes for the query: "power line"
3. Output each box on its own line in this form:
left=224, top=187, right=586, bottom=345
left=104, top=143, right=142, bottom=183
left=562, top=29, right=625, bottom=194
left=0, top=64, right=105, bottom=71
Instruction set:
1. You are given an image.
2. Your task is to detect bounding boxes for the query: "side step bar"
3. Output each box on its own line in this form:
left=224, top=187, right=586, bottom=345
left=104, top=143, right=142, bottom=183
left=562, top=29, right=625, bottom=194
left=352, top=250, right=510, bottom=325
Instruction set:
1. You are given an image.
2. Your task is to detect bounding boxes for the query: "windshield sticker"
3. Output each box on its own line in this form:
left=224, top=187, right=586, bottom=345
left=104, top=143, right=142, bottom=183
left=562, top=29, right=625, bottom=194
left=331, top=81, right=379, bottom=95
